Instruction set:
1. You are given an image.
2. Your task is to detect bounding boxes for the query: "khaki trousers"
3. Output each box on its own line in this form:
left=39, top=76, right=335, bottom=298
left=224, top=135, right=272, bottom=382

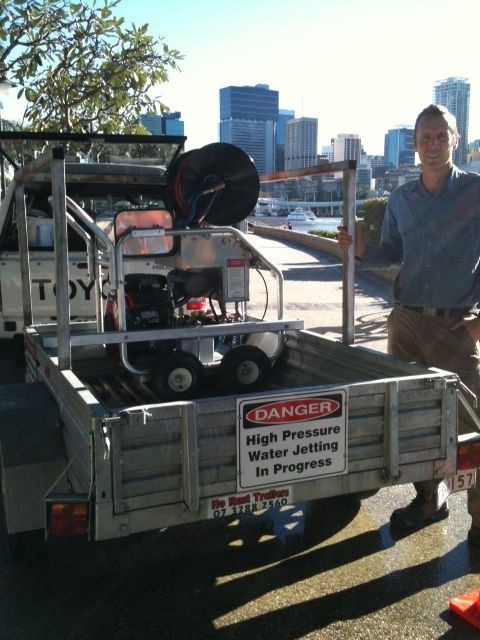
left=388, top=305, right=480, bottom=526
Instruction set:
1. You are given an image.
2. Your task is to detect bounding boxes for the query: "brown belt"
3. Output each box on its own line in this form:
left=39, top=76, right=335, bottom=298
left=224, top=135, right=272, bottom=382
left=395, top=303, right=472, bottom=319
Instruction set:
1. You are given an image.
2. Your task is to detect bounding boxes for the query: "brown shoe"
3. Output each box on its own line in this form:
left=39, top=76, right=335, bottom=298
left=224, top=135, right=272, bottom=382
left=390, top=497, right=449, bottom=531
left=468, top=526, right=480, bottom=548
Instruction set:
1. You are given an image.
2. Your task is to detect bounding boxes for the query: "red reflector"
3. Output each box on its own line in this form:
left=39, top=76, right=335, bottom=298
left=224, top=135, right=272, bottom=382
left=48, top=501, right=89, bottom=537
left=458, top=441, right=480, bottom=471
left=187, top=297, right=207, bottom=311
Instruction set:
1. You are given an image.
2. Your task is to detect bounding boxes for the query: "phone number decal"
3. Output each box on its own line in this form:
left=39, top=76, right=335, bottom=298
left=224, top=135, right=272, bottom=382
left=206, top=486, right=292, bottom=519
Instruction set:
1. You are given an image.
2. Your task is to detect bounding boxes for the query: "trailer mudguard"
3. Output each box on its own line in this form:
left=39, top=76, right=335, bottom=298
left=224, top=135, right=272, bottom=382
left=0, top=383, right=67, bottom=534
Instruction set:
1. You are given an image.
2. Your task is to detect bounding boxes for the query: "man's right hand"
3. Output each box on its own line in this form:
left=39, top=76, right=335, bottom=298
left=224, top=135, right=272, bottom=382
left=337, top=219, right=366, bottom=259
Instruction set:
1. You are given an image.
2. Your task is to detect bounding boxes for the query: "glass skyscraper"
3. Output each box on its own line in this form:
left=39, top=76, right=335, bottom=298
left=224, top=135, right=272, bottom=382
left=275, top=108, right=295, bottom=171
left=433, top=77, right=470, bottom=166
left=384, top=127, right=414, bottom=168
left=139, top=112, right=184, bottom=136
left=219, top=84, right=279, bottom=175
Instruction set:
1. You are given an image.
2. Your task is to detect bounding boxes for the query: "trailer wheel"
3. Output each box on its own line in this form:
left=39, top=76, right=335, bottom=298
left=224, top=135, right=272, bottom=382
left=152, top=351, right=205, bottom=400
left=220, top=345, right=271, bottom=393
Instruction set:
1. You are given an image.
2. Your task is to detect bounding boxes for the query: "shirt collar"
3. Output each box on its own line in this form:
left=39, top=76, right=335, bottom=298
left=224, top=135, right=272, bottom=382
left=412, top=164, right=463, bottom=196
left=447, top=165, right=463, bottom=188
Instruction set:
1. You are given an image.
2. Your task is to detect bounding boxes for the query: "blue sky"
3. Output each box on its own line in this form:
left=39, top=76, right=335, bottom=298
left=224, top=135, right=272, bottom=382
left=3, top=0, right=480, bottom=154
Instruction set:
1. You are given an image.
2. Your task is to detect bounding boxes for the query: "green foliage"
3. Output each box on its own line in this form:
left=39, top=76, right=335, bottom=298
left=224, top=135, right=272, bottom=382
left=0, top=0, right=183, bottom=132
left=362, top=197, right=388, bottom=244
left=308, top=229, right=339, bottom=239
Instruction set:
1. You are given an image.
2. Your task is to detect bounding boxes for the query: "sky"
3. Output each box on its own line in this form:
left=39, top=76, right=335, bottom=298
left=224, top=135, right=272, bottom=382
left=2, top=0, right=480, bottom=155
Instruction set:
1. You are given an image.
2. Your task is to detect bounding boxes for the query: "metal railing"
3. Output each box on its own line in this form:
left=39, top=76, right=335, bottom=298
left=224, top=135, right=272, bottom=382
left=258, top=160, right=357, bottom=344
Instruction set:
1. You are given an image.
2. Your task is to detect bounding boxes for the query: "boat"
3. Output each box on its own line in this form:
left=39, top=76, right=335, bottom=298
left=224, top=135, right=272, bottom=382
left=287, top=207, right=316, bottom=223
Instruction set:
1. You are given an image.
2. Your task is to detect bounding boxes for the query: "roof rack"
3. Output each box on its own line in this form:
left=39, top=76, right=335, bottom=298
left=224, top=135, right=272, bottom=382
left=0, top=130, right=187, bottom=172
left=0, top=130, right=186, bottom=145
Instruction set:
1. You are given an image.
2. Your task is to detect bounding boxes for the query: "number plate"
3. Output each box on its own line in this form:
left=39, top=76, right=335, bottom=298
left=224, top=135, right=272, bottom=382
left=206, top=486, right=292, bottom=519
left=437, top=470, right=476, bottom=508
left=448, top=469, right=476, bottom=492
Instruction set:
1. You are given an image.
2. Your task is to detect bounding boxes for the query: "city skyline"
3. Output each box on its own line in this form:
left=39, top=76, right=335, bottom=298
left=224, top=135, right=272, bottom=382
left=1, top=0, right=479, bottom=156
left=121, top=0, right=480, bottom=155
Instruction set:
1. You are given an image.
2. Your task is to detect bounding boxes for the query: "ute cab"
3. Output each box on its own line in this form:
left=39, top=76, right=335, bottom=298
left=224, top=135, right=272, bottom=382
left=0, top=132, right=185, bottom=339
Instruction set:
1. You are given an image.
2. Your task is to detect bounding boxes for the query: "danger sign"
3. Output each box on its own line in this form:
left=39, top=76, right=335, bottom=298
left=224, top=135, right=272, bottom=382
left=237, top=390, right=347, bottom=490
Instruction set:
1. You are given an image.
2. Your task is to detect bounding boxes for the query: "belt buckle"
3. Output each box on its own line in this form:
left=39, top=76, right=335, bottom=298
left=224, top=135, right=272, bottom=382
left=422, top=307, right=437, bottom=316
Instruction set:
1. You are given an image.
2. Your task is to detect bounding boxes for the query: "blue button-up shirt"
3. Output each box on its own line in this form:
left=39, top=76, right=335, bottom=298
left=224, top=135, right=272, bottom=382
left=362, top=166, right=480, bottom=308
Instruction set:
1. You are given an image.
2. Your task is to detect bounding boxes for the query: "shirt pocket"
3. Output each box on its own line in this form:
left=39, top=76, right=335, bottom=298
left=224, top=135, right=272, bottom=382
left=436, top=213, right=480, bottom=267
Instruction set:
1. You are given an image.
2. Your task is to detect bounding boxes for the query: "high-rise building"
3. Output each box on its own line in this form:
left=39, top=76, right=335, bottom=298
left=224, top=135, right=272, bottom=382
left=275, top=108, right=295, bottom=171
left=284, top=117, right=318, bottom=170
left=433, top=77, right=470, bottom=165
left=219, top=84, right=279, bottom=175
left=321, top=145, right=334, bottom=163
left=468, top=140, right=480, bottom=162
left=332, top=133, right=361, bottom=163
left=357, top=163, right=373, bottom=196
left=384, top=126, right=414, bottom=168
left=160, top=112, right=185, bottom=136
left=368, top=155, right=385, bottom=169
left=140, top=111, right=184, bottom=136
left=332, top=134, right=369, bottom=194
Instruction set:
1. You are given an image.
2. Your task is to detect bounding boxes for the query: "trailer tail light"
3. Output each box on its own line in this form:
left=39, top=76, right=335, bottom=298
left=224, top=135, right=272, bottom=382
left=457, top=434, right=480, bottom=471
left=46, top=494, right=90, bottom=537
left=186, top=297, right=207, bottom=313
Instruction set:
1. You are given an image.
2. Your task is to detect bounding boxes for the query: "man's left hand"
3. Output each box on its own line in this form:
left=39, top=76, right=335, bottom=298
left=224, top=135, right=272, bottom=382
left=453, top=317, right=480, bottom=341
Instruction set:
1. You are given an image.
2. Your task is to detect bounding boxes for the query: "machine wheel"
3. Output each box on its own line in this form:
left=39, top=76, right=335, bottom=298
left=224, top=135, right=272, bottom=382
left=151, top=351, right=206, bottom=400
left=220, top=345, right=271, bottom=393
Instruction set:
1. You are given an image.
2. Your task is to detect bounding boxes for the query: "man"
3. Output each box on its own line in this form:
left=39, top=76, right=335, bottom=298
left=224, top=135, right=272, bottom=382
left=338, top=104, right=480, bottom=544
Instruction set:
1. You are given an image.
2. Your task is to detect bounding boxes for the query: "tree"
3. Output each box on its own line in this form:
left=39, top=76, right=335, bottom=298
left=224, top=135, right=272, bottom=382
left=0, top=0, right=183, bottom=133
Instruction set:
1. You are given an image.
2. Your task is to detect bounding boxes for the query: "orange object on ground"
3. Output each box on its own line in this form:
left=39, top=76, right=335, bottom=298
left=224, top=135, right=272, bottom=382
left=449, top=588, right=480, bottom=629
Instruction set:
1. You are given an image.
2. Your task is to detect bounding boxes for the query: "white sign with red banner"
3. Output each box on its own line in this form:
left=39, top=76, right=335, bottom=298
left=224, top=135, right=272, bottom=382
left=226, top=258, right=246, bottom=300
left=237, top=389, right=348, bottom=490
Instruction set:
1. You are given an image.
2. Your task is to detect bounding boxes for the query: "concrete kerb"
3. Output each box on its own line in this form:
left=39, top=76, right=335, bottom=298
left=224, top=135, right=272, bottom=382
left=251, top=224, right=398, bottom=285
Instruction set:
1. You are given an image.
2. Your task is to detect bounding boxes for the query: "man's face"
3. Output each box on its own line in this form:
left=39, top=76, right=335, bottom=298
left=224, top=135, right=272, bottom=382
left=414, top=114, right=458, bottom=170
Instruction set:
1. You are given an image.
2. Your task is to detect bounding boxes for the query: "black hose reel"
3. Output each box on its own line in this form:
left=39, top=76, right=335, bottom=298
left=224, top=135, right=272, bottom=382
left=166, top=142, right=260, bottom=227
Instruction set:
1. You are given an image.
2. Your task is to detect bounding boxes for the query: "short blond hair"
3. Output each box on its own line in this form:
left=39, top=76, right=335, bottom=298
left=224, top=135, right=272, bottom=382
left=413, top=104, right=459, bottom=144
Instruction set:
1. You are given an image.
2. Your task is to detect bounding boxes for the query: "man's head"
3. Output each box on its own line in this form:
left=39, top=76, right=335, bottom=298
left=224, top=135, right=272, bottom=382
left=413, top=104, right=459, bottom=145
left=414, top=104, right=459, bottom=171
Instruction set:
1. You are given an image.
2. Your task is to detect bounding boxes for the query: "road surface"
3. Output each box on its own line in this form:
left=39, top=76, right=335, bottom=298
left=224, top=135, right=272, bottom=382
left=247, top=231, right=393, bottom=352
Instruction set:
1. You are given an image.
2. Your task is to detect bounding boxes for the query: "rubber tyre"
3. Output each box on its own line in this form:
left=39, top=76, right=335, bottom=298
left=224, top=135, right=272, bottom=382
left=219, top=345, right=271, bottom=393
left=151, top=351, right=205, bottom=400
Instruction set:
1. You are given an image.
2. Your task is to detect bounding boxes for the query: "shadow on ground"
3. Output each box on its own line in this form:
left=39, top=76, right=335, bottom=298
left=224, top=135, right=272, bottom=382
left=0, top=496, right=365, bottom=640
left=3, top=493, right=479, bottom=639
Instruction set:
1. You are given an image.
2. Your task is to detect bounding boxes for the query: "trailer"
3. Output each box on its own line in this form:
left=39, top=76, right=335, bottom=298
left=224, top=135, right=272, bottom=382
left=1, top=133, right=479, bottom=548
